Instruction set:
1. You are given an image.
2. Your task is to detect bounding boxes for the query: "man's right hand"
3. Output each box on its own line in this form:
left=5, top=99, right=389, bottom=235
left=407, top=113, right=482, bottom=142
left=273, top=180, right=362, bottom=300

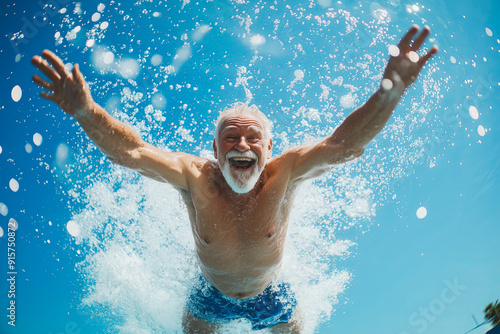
left=32, top=50, right=94, bottom=118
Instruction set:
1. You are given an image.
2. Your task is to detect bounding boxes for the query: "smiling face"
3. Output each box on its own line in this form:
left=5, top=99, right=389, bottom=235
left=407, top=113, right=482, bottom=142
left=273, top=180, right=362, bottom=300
left=213, top=115, right=273, bottom=194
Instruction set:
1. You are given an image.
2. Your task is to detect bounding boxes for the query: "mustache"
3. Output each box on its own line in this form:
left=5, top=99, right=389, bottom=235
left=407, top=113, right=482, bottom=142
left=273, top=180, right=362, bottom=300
left=225, top=150, right=258, bottom=161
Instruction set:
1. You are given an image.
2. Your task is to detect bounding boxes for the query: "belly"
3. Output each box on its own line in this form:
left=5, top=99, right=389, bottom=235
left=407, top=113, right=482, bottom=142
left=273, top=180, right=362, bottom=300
left=194, top=232, right=286, bottom=298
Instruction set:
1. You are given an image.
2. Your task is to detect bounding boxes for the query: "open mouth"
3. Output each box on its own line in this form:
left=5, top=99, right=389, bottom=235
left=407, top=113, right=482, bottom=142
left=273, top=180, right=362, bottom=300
left=228, top=157, right=256, bottom=170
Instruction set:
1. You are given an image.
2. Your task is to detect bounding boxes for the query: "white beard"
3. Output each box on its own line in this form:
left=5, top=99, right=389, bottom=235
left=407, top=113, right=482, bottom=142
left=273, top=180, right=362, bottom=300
left=220, top=150, right=262, bottom=194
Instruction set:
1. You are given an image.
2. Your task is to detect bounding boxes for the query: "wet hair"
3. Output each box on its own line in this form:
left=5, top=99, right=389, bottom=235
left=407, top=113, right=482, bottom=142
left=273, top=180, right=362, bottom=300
left=214, top=102, right=273, bottom=143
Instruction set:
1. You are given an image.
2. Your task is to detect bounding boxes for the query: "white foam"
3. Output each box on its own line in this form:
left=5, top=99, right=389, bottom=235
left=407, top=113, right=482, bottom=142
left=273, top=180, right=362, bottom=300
left=118, top=59, right=140, bottom=79
left=250, top=34, right=266, bottom=46
left=192, top=25, right=212, bottom=42
left=340, top=93, right=356, bottom=109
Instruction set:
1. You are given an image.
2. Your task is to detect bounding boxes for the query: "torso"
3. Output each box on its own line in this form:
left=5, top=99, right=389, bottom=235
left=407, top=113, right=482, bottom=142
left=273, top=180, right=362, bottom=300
left=180, top=157, right=297, bottom=299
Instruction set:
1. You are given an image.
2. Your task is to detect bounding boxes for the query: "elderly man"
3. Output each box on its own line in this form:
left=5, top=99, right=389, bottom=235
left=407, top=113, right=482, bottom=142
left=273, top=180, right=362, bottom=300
left=32, top=25, right=437, bottom=333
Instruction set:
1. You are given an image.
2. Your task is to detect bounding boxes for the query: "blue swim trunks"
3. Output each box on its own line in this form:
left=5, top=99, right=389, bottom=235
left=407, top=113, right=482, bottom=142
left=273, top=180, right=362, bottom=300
left=186, top=276, right=297, bottom=330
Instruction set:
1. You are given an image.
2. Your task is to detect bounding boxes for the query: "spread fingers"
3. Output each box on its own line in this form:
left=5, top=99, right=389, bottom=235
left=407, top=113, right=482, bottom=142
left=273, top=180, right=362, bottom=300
left=32, top=55, right=60, bottom=83
left=41, top=50, right=70, bottom=79
left=409, top=26, right=431, bottom=52
left=397, top=25, right=419, bottom=53
left=32, top=74, right=55, bottom=91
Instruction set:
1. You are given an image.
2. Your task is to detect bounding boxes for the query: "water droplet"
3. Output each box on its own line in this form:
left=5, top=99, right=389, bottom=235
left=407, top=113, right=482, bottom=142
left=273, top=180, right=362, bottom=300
left=9, top=179, right=19, bottom=192
left=103, top=51, right=114, bottom=64
left=416, top=206, right=427, bottom=219
left=469, top=106, right=479, bottom=119
left=0, top=203, right=8, bottom=216
left=92, top=12, right=101, bottom=22
left=388, top=45, right=400, bottom=57
left=381, top=78, right=393, bottom=90
left=67, top=220, right=81, bottom=237
left=8, top=218, right=18, bottom=231
left=478, top=125, right=486, bottom=136
left=33, top=133, right=43, bottom=146
left=294, top=69, right=304, bottom=80
left=408, top=51, right=419, bottom=63
left=11, top=85, right=22, bottom=102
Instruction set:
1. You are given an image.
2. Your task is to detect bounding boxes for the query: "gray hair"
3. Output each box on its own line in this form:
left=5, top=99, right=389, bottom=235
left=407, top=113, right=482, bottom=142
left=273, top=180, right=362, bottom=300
left=214, top=102, right=273, bottom=143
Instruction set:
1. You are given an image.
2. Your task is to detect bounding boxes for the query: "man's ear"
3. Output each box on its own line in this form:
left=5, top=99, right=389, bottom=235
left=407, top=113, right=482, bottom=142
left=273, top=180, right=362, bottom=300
left=267, top=139, right=273, bottom=159
left=213, top=140, right=218, bottom=159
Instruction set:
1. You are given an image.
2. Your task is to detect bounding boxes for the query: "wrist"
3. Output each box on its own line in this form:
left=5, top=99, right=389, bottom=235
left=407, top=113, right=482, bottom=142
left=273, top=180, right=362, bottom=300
left=74, top=99, right=96, bottom=120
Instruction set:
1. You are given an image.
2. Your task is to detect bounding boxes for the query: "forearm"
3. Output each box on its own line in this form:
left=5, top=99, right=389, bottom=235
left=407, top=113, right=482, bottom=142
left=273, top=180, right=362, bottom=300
left=328, top=82, right=405, bottom=149
left=75, top=101, right=145, bottom=165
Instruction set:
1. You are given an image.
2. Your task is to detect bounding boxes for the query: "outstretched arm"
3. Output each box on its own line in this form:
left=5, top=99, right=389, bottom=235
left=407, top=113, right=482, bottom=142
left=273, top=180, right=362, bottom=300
left=327, top=25, right=437, bottom=150
left=32, top=50, right=193, bottom=189
left=288, top=25, right=438, bottom=182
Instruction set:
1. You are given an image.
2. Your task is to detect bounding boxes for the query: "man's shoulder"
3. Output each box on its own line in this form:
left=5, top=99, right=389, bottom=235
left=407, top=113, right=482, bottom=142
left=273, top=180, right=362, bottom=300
left=266, top=147, right=303, bottom=175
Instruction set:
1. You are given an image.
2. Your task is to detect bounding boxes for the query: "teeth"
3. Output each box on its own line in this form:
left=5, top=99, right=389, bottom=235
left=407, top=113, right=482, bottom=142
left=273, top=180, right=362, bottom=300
left=230, top=157, right=254, bottom=162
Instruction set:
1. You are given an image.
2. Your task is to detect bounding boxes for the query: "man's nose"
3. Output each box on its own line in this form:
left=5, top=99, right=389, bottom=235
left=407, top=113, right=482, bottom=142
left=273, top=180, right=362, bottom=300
left=234, top=137, right=250, bottom=151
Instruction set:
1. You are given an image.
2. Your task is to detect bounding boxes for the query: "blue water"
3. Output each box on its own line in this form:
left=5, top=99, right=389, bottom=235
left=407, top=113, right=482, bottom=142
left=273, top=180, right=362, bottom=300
left=1, top=0, right=499, bottom=333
